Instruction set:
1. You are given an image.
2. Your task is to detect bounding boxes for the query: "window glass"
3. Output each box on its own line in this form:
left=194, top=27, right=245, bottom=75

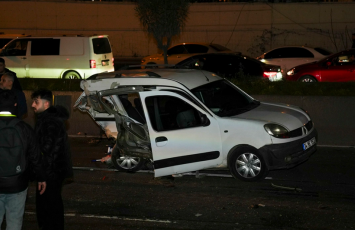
left=333, top=51, right=355, bottom=66
left=264, top=47, right=314, bottom=59
left=3, top=39, right=28, bottom=56
left=314, top=48, right=332, bottom=56
left=31, top=39, right=60, bottom=55
left=92, top=37, right=112, bottom=54
left=0, top=39, right=12, bottom=48
left=145, top=96, right=202, bottom=131
left=209, top=44, right=230, bottom=52
left=191, top=80, right=258, bottom=117
left=167, top=45, right=186, bottom=55
left=184, top=44, right=208, bottom=53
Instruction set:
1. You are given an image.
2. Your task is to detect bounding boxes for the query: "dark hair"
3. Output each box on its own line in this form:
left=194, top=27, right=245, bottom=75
left=3, top=72, right=15, bottom=82
left=31, top=89, right=52, bottom=105
left=0, top=89, right=17, bottom=113
left=0, top=58, right=4, bottom=64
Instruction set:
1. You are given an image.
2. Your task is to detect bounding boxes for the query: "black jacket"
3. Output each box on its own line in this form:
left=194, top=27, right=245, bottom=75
left=34, top=106, right=73, bottom=181
left=0, top=115, right=45, bottom=194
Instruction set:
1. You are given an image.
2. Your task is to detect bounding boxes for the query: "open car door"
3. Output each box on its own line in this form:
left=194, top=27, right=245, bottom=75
left=138, top=91, right=223, bottom=177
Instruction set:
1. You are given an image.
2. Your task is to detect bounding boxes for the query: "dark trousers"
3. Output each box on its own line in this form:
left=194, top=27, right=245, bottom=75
left=36, top=178, right=64, bottom=230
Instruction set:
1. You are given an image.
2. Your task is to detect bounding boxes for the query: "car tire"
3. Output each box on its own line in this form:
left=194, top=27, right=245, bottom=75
left=63, top=71, right=81, bottom=79
left=111, top=151, right=144, bottom=172
left=228, top=145, right=268, bottom=182
left=299, top=75, right=317, bottom=83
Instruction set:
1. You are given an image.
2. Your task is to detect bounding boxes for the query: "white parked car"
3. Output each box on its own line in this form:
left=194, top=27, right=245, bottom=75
left=141, top=43, right=232, bottom=67
left=75, top=69, right=317, bottom=181
left=257, top=46, right=331, bottom=77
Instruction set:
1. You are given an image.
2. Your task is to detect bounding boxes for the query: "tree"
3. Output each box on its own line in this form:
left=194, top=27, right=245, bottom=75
left=135, top=0, right=190, bottom=65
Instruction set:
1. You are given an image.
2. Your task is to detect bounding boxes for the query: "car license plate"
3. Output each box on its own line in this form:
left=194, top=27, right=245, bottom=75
left=303, top=137, right=316, bottom=150
left=102, top=60, right=109, bottom=66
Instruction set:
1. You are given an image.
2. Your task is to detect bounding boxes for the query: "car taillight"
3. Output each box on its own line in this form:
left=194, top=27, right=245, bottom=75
left=90, top=60, right=96, bottom=68
left=263, top=71, right=278, bottom=78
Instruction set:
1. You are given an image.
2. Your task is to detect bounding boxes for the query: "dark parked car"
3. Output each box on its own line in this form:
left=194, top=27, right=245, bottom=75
left=285, top=49, right=355, bottom=82
left=176, top=53, right=282, bottom=81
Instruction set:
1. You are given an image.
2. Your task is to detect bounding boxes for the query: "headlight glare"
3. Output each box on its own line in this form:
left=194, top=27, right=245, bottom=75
left=287, top=68, right=295, bottom=76
left=264, top=124, right=289, bottom=138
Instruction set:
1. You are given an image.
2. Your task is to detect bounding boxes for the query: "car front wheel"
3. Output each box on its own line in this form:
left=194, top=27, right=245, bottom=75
left=228, top=145, right=268, bottom=182
left=299, top=75, right=317, bottom=82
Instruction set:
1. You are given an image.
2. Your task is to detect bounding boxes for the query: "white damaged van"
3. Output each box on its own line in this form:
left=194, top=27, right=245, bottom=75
left=0, top=35, right=114, bottom=79
left=75, top=69, right=317, bottom=181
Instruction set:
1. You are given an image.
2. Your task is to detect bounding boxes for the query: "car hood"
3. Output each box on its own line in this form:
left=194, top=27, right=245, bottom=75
left=231, top=102, right=309, bottom=130
left=293, top=61, right=319, bottom=69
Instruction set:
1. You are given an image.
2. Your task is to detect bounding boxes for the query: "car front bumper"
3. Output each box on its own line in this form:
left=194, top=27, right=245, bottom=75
left=259, top=128, right=318, bottom=170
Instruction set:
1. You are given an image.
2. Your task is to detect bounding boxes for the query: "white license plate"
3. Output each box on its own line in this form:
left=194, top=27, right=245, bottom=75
left=303, top=137, right=316, bottom=150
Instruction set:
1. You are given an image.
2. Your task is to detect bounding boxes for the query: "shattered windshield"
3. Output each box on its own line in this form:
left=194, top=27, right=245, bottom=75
left=191, top=80, right=260, bottom=117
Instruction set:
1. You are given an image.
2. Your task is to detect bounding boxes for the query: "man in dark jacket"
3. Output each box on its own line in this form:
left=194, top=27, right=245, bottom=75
left=0, top=72, right=27, bottom=119
left=0, top=89, right=46, bottom=230
left=31, top=89, right=73, bottom=230
left=0, top=58, right=22, bottom=91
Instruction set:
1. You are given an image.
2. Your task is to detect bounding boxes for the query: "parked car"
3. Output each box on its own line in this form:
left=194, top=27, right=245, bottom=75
left=75, top=69, right=317, bottom=181
left=0, top=35, right=114, bottom=79
left=175, top=53, right=282, bottom=81
left=285, top=49, right=355, bottom=82
left=257, top=46, right=332, bottom=77
left=141, top=42, right=232, bottom=67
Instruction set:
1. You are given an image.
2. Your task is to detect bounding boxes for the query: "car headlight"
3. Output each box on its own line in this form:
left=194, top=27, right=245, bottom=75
left=264, top=124, right=290, bottom=138
left=287, top=68, right=296, bottom=76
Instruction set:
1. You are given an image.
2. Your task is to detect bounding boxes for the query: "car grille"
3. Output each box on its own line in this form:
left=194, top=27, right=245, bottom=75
left=288, top=120, right=313, bottom=138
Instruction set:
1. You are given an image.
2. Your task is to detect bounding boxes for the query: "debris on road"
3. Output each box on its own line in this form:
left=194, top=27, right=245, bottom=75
left=271, top=183, right=302, bottom=192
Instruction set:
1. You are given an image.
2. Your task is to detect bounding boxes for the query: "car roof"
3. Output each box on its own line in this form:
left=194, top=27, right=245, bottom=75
left=86, top=69, right=222, bottom=90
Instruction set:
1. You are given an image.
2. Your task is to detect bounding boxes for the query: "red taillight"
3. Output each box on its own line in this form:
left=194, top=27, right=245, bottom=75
left=263, top=71, right=278, bottom=78
left=112, top=57, right=114, bottom=66
left=90, top=60, right=96, bottom=68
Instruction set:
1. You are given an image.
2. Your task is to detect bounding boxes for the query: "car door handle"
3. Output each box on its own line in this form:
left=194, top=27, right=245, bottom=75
left=155, top=136, right=167, bottom=142
left=155, top=136, right=168, bottom=147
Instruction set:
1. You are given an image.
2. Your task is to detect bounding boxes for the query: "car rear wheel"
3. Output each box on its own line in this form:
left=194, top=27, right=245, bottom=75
left=299, top=75, right=317, bottom=83
left=111, top=152, right=144, bottom=172
left=63, top=71, right=81, bottom=79
left=228, top=145, right=268, bottom=182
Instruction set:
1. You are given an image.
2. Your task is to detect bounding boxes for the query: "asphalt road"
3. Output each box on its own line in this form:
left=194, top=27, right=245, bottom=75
left=4, top=137, right=355, bottom=230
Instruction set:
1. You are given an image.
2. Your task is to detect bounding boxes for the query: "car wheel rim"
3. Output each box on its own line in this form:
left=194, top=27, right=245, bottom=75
left=116, top=156, right=140, bottom=170
left=65, top=73, right=80, bottom=79
left=235, top=153, right=261, bottom=178
left=302, top=78, right=313, bottom=82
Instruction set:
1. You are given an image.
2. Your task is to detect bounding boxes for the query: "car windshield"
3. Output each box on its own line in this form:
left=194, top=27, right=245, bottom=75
left=191, top=80, right=259, bottom=117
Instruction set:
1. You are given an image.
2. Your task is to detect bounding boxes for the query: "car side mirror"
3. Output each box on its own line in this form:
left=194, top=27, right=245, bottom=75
left=200, top=114, right=210, bottom=127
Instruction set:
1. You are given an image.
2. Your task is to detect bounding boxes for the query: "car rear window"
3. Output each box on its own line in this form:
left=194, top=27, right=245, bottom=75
left=185, top=44, right=209, bottom=53
left=264, top=47, right=314, bottom=59
left=209, top=44, right=230, bottom=51
left=92, top=37, right=112, bottom=54
left=314, top=48, right=332, bottom=56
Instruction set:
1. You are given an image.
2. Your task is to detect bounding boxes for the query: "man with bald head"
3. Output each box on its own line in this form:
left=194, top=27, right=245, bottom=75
left=0, top=72, right=27, bottom=119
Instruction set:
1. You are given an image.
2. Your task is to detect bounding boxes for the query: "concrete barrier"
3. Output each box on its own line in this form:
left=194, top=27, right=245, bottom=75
left=23, top=91, right=355, bottom=146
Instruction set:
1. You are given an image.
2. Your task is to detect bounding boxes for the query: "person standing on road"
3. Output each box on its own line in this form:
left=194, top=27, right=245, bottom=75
left=31, top=89, right=73, bottom=230
left=0, top=72, right=27, bottom=119
left=0, top=89, right=46, bottom=230
left=0, top=58, right=22, bottom=91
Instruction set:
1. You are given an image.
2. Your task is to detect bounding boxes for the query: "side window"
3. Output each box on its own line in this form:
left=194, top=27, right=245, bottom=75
left=3, top=39, right=28, bottom=56
left=334, top=52, right=355, bottom=66
left=145, top=96, right=202, bottom=132
left=31, top=39, right=60, bottom=55
left=290, top=48, right=314, bottom=58
left=167, top=45, right=186, bottom=55
left=185, top=44, right=209, bottom=53
left=264, top=48, right=284, bottom=59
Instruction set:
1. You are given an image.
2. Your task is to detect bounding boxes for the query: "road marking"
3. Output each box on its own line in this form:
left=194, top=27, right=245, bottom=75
left=25, top=211, right=173, bottom=224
